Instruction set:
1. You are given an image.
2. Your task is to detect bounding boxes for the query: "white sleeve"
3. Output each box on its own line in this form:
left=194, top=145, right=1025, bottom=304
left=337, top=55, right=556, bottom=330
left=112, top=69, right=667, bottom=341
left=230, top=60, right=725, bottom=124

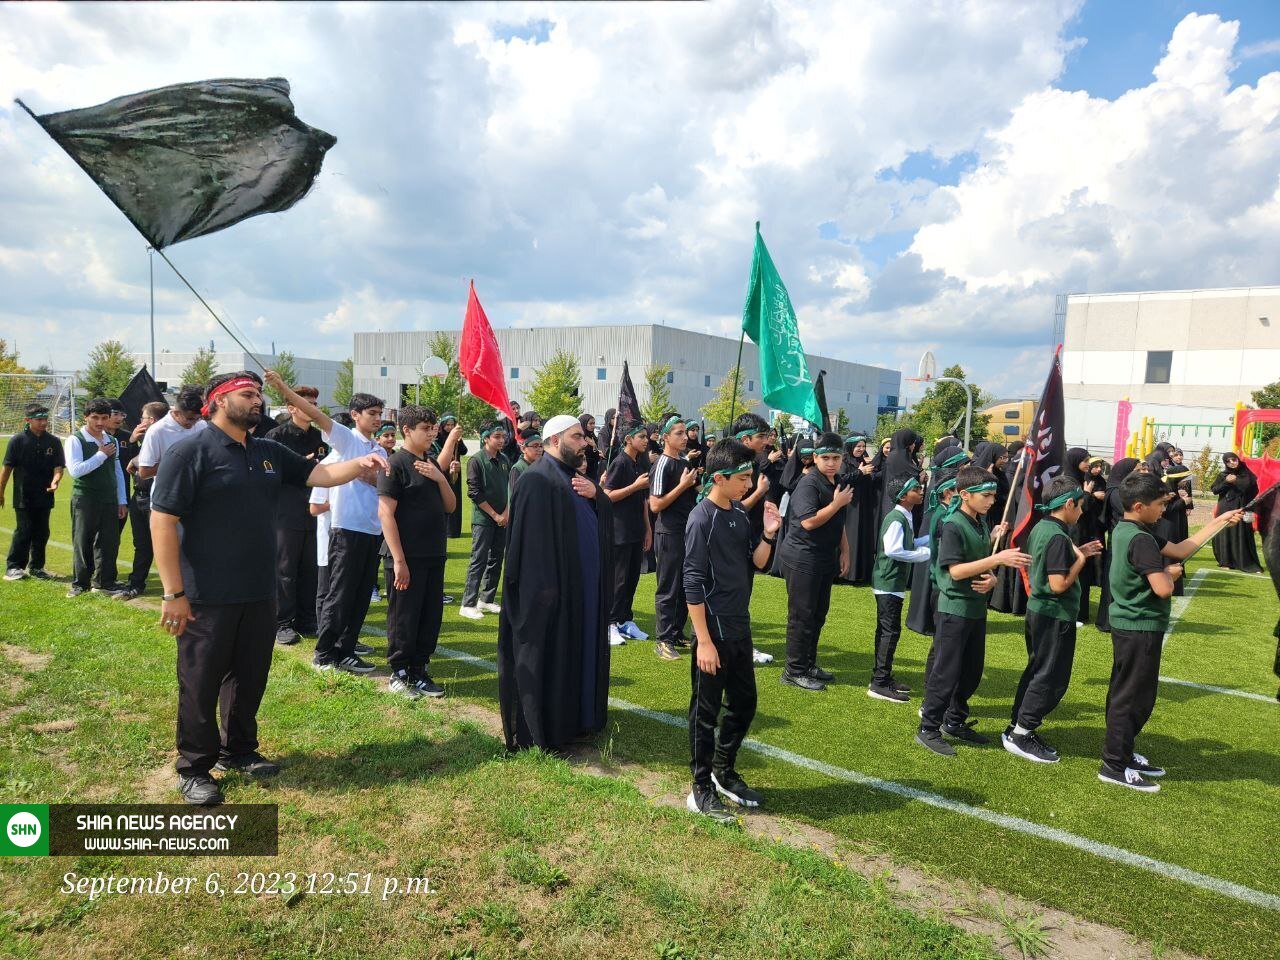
left=115, top=458, right=126, bottom=505
left=321, top=420, right=361, bottom=459
left=884, top=519, right=931, bottom=563
left=137, top=425, right=162, bottom=468
left=64, top=434, right=107, bottom=479
left=309, top=485, right=330, bottom=505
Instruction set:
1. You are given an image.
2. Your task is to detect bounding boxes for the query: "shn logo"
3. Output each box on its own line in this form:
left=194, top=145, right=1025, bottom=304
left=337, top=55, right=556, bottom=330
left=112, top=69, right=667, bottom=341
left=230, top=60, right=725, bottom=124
left=7, top=812, right=41, bottom=847
left=0, top=805, right=50, bottom=856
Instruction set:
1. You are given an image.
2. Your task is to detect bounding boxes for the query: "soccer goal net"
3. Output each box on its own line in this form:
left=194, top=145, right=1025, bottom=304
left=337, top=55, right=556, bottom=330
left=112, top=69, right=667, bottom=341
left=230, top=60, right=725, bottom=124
left=0, top=373, right=78, bottom=438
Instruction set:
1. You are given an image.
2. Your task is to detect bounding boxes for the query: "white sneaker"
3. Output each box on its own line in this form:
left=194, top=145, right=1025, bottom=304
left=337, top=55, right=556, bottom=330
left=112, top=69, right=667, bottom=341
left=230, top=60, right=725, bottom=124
left=609, top=625, right=628, bottom=647
left=751, top=648, right=774, bottom=665
left=4, top=568, right=25, bottom=581
left=480, top=602, right=502, bottom=614
left=371, top=588, right=382, bottom=603
left=622, top=620, right=649, bottom=640
left=459, top=606, right=484, bottom=620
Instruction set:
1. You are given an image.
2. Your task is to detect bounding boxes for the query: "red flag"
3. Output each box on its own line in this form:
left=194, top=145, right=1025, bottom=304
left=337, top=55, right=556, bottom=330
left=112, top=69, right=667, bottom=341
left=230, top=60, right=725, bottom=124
left=459, top=281, right=514, bottom=423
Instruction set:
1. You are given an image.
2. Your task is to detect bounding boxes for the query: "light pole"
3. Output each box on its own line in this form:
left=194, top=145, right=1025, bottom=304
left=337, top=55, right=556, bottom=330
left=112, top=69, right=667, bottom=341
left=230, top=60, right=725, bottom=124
left=915, top=351, right=975, bottom=450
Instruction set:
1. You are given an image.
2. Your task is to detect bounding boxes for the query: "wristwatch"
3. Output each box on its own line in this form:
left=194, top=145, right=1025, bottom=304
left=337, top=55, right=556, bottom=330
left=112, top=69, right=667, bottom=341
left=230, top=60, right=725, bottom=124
left=162, top=590, right=186, bottom=601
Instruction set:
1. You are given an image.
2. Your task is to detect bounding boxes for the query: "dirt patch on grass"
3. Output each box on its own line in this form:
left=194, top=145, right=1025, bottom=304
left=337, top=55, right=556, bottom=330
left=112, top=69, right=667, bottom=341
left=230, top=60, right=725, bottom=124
left=31, top=719, right=77, bottom=734
left=1, top=642, right=51, bottom=671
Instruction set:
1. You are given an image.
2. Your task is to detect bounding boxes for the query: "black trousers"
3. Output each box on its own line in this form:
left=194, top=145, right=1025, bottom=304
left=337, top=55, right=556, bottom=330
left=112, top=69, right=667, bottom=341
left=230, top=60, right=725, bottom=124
left=275, top=525, right=319, bottom=632
left=1102, top=628, right=1163, bottom=771
left=919, top=612, right=986, bottom=732
left=783, top=566, right=833, bottom=676
left=71, top=496, right=121, bottom=590
left=127, top=500, right=153, bottom=591
left=315, top=565, right=330, bottom=629
left=385, top=555, right=446, bottom=674
left=689, top=622, right=757, bottom=788
left=610, top=540, right=643, bottom=625
left=462, top=523, right=505, bottom=607
left=1010, top=612, right=1077, bottom=731
left=175, top=599, right=276, bottom=776
left=315, top=529, right=380, bottom=663
left=653, top=531, right=688, bottom=644
left=6, top=506, right=51, bottom=572
left=872, top=593, right=904, bottom=686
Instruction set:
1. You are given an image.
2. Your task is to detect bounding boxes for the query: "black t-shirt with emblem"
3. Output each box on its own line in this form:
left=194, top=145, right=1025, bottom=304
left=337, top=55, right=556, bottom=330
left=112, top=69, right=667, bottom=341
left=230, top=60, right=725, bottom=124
left=377, top=449, right=448, bottom=559
left=3, top=428, right=65, bottom=510
left=603, top=450, right=647, bottom=545
left=265, top=421, right=330, bottom=530
left=151, top=423, right=316, bottom=604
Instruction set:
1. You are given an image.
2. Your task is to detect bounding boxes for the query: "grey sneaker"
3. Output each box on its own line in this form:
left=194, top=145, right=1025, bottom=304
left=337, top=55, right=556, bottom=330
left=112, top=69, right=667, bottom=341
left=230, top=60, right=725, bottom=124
left=388, top=670, right=423, bottom=699
left=66, top=585, right=86, bottom=598
left=28, top=569, right=52, bottom=580
left=214, top=752, right=281, bottom=777
left=915, top=729, right=957, bottom=757
left=711, top=769, right=763, bottom=808
left=4, top=568, right=26, bottom=581
left=686, top=785, right=736, bottom=824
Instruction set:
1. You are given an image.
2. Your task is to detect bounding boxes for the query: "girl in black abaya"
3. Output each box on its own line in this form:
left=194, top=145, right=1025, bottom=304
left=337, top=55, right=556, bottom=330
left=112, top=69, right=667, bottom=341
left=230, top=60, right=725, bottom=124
left=1212, top=452, right=1262, bottom=572
left=1063, top=447, right=1107, bottom=615
left=1095, top=457, right=1144, bottom=633
left=989, top=443, right=1031, bottom=615
left=838, top=436, right=877, bottom=584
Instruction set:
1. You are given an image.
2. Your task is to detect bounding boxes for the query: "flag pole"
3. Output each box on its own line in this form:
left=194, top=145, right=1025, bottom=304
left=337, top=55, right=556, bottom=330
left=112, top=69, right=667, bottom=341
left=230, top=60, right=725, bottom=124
left=151, top=246, right=266, bottom=372
left=992, top=448, right=1028, bottom=554
left=727, top=220, right=759, bottom=433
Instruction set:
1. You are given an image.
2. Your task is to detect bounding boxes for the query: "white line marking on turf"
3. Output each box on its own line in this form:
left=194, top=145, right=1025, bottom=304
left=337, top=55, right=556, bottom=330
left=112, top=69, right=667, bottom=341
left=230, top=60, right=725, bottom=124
left=1163, top=569, right=1209, bottom=649
left=1156, top=676, right=1277, bottom=704
left=389, top=637, right=1280, bottom=913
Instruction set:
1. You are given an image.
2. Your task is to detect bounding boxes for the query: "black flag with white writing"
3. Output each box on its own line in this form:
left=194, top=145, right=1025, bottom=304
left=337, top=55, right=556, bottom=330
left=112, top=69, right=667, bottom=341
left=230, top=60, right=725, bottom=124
left=20, top=78, right=335, bottom=250
left=616, top=360, right=642, bottom=429
left=1010, top=347, right=1065, bottom=552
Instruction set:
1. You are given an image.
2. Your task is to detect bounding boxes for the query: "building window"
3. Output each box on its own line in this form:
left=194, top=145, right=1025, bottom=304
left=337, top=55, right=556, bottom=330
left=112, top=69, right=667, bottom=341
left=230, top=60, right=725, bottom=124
left=1005, top=409, right=1020, bottom=419
left=748, top=379, right=755, bottom=392
left=510, top=367, right=519, bottom=380
left=1145, top=351, right=1172, bottom=384
left=596, top=367, right=607, bottom=381
left=1003, top=425, right=1021, bottom=436
left=666, top=371, right=674, bottom=384
left=704, top=375, right=712, bottom=387
left=379, top=366, right=388, bottom=378
left=846, top=392, right=851, bottom=402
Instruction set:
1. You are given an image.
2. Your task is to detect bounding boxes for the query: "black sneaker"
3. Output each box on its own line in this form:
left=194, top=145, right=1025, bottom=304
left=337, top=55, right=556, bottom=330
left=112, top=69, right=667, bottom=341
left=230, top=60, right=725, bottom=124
left=1002, top=731, right=1059, bottom=764
left=114, top=586, right=141, bottom=601
left=311, top=658, right=336, bottom=672
left=942, top=721, right=990, bottom=745
left=686, top=784, right=736, bottom=824
left=671, top=635, right=691, bottom=648
left=1097, top=764, right=1160, bottom=793
left=442, top=594, right=455, bottom=604
left=275, top=627, right=301, bottom=646
left=867, top=682, right=909, bottom=703
left=336, top=655, right=375, bottom=674
left=66, top=585, right=86, bottom=598
left=886, top=676, right=911, bottom=693
left=353, top=642, right=374, bottom=656
left=1130, top=753, right=1165, bottom=778
left=28, top=569, right=52, bottom=580
left=1031, top=732, right=1059, bottom=757
left=388, top=670, right=423, bottom=699
left=808, top=665, right=835, bottom=683
left=711, top=769, right=763, bottom=808
left=915, top=729, right=957, bottom=757
left=178, top=773, right=224, bottom=805
left=780, top=671, right=826, bottom=691
left=413, top=673, right=446, bottom=698
left=214, top=752, right=281, bottom=777
left=91, top=585, right=125, bottom=596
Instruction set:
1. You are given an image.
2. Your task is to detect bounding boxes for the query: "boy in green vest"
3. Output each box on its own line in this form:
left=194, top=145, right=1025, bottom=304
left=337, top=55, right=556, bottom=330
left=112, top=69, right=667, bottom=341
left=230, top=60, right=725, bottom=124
left=916, top=465, right=1030, bottom=756
left=1003, top=476, right=1102, bottom=764
left=1099, top=471, right=1243, bottom=792
left=868, top=475, right=930, bottom=703
left=63, top=397, right=127, bottom=597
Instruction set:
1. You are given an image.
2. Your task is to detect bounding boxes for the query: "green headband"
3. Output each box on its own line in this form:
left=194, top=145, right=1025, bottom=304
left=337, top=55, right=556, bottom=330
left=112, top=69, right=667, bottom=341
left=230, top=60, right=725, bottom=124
left=519, top=434, right=543, bottom=446
left=945, top=479, right=998, bottom=517
left=440, top=413, right=457, bottom=424
left=734, top=428, right=767, bottom=439
left=845, top=435, right=866, bottom=445
left=941, top=452, right=970, bottom=469
left=697, top=460, right=754, bottom=502
left=27, top=409, right=50, bottom=419
left=1036, top=487, right=1085, bottom=513
left=926, top=475, right=958, bottom=512
left=660, top=416, right=685, bottom=436
left=481, top=423, right=507, bottom=438
left=812, top=446, right=841, bottom=455
left=938, top=477, right=958, bottom=493
left=798, top=446, right=815, bottom=456
left=376, top=425, right=396, bottom=438
left=625, top=424, right=647, bottom=439
left=895, top=477, right=921, bottom=501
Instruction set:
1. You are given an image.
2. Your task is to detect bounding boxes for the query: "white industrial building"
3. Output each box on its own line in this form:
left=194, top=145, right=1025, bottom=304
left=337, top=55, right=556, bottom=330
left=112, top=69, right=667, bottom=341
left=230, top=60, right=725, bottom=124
left=131, top=350, right=345, bottom=410
left=351, top=325, right=901, bottom=433
left=1062, top=285, right=1280, bottom=456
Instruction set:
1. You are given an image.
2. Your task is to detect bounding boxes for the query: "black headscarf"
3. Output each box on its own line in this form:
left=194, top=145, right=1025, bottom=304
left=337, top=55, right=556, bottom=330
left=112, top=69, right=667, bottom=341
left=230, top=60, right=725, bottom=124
left=1006, top=440, right=1025, bottom=459
left=1107, top=457, right=1140, bottom=491
left=972, top=441, right=1002, bottom=473
left=884, top=428, right=922, bottom=478
left=933, top=435, right=959, bottom=456
left=1064, top=447, right=1090, bottom=484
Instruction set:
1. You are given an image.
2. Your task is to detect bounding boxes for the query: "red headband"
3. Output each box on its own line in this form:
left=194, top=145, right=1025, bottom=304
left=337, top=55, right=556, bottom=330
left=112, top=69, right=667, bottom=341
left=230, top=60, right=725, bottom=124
left=202, top=376, right=260, bottom=417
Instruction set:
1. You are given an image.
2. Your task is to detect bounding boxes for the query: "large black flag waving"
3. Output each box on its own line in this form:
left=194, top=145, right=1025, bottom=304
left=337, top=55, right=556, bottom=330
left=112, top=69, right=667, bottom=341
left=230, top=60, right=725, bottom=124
left=1010, top=347, right=1066, bottom=554
left=18, top=78, right=336, bottom=250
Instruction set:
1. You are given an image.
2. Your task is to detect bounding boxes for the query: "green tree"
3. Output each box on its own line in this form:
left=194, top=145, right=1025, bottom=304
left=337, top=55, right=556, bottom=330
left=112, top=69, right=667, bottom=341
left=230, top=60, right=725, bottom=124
left=403, top=332, right=493, bottom=435
left=264, top=351, right=298, bottom=406
left=642, top=364, right=673, bottom=422
left=700, top=364, right=755, bottom=431
left=899, top=364, right=992, bottom=450
left=0, top=340, right=43, bottom=433
left=875, top=410, right=900, bottom=442
left=1250, top=378, right=1280, bottom=448
left=834, top=407, right=850, bottom=435
left=773, top=412, right=794, bottom=438
left=1189, top=444, right=1221, bottom=495
left=527, top=349, right=582, bottom=420
left=333, top=357, right=354, bottom=411
left=81, top=340, right=136, bottom=399
left=176, top=346, right=219, bottom=390
left=0, top=339, right=31, bottom=377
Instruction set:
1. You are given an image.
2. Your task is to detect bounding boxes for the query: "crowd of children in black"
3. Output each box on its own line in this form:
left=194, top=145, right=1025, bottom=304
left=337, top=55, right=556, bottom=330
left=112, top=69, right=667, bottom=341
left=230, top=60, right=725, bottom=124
left=0, top=385, right=1267, bottom=815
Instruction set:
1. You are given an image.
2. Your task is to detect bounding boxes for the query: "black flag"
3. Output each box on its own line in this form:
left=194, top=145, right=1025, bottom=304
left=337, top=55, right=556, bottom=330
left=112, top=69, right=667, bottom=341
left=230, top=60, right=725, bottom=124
left=813, top=369, right=830, bottom=431
left=617, top=360, right=641, bottom=428
left=19, top=78, right=336, bottom=249
left=118, top=365, right=166, bottom=431
left=1010, top=348, right=1065, bottom=553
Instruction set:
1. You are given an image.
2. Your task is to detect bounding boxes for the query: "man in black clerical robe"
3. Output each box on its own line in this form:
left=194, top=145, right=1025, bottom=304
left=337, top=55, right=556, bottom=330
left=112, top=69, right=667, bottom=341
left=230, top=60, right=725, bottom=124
left=497, top=414, right=614, bottom=752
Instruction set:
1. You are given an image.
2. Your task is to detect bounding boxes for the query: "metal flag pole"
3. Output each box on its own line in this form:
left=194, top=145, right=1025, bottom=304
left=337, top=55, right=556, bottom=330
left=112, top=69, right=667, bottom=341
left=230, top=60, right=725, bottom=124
left=147, top=246, right=156, bottom=377
left=150, top=246, right=266, bottom=373
left=991, top=449, right=1029, bottom=554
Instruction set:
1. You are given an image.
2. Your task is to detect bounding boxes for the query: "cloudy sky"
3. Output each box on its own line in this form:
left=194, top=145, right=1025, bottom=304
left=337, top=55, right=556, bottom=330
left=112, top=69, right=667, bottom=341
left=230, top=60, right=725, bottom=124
left=4, top=0, right=1280, bottom=401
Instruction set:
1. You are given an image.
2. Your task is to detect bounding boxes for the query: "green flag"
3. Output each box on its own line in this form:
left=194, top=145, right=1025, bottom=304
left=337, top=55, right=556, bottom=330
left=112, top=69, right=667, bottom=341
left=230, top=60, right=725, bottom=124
left=741, top=223, right=823, bottom=426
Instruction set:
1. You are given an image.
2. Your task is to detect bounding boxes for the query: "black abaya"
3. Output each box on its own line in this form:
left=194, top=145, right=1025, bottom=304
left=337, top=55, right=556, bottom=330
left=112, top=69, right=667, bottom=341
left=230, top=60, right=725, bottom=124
left=838, top=451, right=877, bottom=584
left=1211, top=455, right=1262, bottom=572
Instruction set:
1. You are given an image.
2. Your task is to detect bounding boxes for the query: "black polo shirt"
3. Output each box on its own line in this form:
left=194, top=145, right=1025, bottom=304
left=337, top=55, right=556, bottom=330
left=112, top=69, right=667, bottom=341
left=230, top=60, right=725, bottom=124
left=151, top=422, right=316, bottom=604
left=265, top=421, right=331, bottom=530
left=377, top=449, right=448, bottom=559
left=3, top=428, right=65, bottom=510
left=778, top=471, right=846, bottom=575
left=603, top=450, right=646, bottom=545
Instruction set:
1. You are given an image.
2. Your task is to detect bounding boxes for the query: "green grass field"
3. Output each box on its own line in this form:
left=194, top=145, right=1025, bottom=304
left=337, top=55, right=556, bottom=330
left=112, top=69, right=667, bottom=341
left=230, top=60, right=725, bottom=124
left=1, top=454, right=1277, bottom=959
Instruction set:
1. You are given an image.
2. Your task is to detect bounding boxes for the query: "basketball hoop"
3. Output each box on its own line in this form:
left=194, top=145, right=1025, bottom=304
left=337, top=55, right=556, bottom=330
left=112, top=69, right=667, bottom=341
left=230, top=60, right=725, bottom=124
left=904, top=350, right=936, bottom=383
left=421, top=356, right=448, bottom=380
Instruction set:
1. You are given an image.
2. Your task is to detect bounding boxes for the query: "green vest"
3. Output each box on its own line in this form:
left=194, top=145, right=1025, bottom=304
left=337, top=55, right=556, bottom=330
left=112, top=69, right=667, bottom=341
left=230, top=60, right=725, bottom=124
left=71, top=433, right=119, bottom=505
left=927, top=507, right=946, bottom=587
left=1026, top=518, right=1078, bottom=622
left=1107, top=520, right=1171, bottom=633
left=935, top=510, right=989, bottom=619
left=470, top=452, right=511, bottom=526
left=871, top=509, right=914, bottom=592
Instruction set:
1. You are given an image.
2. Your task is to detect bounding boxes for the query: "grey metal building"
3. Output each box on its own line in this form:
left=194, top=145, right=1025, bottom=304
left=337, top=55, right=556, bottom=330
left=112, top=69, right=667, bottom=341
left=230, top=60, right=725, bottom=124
left=130, top=351, right=346, bottom=410
left=352, top=325, right=900, bottom=433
